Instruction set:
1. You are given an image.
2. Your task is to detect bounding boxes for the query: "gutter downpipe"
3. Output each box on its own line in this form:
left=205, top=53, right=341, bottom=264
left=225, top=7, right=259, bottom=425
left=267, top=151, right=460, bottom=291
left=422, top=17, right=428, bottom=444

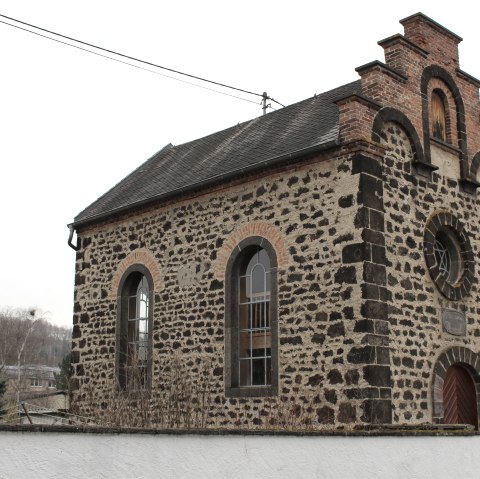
left=67, top=224, right=79, bottom=251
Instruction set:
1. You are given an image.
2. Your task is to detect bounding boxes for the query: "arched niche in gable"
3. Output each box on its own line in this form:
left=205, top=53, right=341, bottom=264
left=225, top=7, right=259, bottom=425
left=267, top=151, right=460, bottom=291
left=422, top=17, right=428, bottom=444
left=372, top=107, right=430, bottom=176
left=420, top=65, right=468, bottom=180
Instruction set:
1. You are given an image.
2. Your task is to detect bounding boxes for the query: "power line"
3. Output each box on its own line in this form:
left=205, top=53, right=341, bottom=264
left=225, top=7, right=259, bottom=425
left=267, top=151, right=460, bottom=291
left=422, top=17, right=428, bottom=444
left=0, top=18, right=261, bottom=106
left=0, top=13, right=284, bottom=109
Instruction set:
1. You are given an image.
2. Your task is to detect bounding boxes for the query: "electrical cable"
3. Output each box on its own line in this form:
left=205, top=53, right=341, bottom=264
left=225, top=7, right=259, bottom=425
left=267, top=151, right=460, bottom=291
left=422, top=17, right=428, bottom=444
left=0, top=18, right=261, bottom=105
left=0, top=13, right=286, bottom=108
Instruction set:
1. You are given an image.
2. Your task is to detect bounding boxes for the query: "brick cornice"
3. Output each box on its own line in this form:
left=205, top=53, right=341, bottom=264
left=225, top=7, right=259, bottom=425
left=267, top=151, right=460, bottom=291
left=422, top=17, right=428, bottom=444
left=355, top=61, right=408, bottom=83
left=378, top=34, right=429, bottom=58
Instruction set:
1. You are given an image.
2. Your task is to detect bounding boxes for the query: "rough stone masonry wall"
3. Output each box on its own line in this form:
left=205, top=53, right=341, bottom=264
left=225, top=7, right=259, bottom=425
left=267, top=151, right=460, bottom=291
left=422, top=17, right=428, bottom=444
left=380, top=121, right=480, bottom=424
left=72, top=151, right=375, bottom=428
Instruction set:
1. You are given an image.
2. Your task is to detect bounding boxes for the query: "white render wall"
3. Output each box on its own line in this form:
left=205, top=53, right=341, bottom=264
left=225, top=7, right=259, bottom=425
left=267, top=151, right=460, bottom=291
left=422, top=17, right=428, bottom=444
left=1, top=430, right=480, bottom=479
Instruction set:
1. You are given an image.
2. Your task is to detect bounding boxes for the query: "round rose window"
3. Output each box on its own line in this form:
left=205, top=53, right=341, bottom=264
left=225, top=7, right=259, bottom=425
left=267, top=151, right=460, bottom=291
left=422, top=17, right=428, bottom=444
left=424, top=213, right=474, bottom=300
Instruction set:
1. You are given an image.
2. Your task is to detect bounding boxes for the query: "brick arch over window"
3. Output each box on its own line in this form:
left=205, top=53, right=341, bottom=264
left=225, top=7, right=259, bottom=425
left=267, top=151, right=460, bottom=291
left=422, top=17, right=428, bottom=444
left=420, top=65, right=468, bottom=178
left=431, top=346, right=480, bottom=427
left=111, top=248, right=162, bottom=298
left=214, top=222, right=289, bottom=281
left=371, top=107, right=425, bottom=165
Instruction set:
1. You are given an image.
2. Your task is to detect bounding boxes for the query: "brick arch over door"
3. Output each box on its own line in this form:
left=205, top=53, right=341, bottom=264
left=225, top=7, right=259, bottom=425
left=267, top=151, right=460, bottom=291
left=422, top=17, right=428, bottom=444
left=110, top=248, right=163, bottom=298
left=420, top=65, right=468, bottom=178
left=372, top=106, right=425, bottom=165
left=431, top=346, right=480, bottom=426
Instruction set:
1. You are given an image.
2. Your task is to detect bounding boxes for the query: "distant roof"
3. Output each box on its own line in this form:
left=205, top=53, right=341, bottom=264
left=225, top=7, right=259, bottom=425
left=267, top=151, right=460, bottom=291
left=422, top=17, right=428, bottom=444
left=74, top=80, right=361, bottom=226
left=3, top=365, right=60, bottom=379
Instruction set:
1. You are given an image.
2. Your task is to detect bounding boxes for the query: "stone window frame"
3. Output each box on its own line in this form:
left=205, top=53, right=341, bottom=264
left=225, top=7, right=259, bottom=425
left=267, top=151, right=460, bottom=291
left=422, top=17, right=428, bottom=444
left=424, top=213, right=474, bottom=300
left=224, top=236, right=279, bottom=398
left=116, top=263, right=154, bottom=391
left=431, top=346, right=480, bottom=427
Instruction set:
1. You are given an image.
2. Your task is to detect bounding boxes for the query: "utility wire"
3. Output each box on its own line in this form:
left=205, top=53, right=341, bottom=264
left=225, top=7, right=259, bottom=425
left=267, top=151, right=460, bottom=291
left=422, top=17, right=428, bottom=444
left=0, top=13, right=284, bottom=108
left=0, top=18, right=261, bottom=106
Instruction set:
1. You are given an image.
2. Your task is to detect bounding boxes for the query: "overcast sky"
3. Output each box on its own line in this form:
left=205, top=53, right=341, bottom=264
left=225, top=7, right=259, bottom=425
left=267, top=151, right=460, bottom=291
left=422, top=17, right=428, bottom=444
left=0, top=1, right=478, bottom=328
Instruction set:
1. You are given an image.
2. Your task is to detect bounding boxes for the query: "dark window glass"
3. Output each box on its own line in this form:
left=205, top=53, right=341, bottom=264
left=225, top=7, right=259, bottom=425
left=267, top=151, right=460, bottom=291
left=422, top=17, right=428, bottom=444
left=431, top=91, right=446, bottom=141
left=120, top=273, right=150, bottom=389
left=238, top=248, right=271, bottom=387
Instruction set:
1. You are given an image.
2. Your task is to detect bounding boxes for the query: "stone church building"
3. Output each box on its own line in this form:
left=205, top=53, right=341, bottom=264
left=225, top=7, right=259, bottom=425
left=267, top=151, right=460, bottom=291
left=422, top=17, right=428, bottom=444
left=70, top=13, right=480, bottom=429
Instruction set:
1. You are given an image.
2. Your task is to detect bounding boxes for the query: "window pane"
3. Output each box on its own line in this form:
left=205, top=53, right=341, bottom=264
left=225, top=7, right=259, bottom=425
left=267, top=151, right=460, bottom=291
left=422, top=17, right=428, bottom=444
left=239, top=304, right=250, bottom=330
left=239, top=358, right=251, bottom=386
left=258, top=248, right=270, bottom=270
left=251, top=357, right=265, bottom=386
left=138, top=318, right=148, bottom=335
left=251, top=302, right=262, bottom=330
left=128, top=296, right=136, bottom=320
left=239, top=275, right=250, bottom=302
left=138, top=342, right=147, bottom=361
left=431, top=91, right=446, bottom=141
left=251, top=264, right=265, bottom=296
left=251, top=330, right=270, bottom=351
left=239, top=331, right=251, bottom=359
left=265, top=271, right=271, bottom=296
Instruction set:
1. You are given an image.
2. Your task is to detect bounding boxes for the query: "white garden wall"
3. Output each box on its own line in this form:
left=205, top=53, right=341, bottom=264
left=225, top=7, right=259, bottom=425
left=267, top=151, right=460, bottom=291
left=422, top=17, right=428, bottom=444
left=1, top=428, right=479, bottom=478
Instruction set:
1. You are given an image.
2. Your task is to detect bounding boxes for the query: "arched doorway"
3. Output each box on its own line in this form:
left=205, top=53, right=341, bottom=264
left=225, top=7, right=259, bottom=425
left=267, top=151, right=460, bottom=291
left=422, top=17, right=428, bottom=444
left=443, top=365, right=478, bottom=428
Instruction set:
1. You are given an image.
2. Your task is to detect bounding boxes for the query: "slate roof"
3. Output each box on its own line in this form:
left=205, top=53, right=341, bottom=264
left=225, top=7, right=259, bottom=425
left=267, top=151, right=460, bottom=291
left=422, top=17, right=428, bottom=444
left=74, top=80, right=361, bottom=226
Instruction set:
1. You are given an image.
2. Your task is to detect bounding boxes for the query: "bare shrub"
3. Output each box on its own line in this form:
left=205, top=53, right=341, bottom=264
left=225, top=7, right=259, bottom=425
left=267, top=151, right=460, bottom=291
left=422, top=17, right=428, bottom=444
left=78, top=353, right=213, bottom=429
left=76, top=354, right=342, bottom=431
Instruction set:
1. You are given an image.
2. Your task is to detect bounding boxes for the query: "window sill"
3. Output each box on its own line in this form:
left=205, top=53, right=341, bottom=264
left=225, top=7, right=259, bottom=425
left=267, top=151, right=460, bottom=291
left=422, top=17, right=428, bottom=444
left=430, top=136, right=462, bottom=155
left=226, top=385, right=278, bottom=398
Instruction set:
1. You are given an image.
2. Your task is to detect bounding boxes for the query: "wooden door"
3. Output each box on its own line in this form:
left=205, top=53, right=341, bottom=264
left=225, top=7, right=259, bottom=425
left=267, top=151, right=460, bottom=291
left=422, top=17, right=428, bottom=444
left=443, top=365, right=478, bottom=429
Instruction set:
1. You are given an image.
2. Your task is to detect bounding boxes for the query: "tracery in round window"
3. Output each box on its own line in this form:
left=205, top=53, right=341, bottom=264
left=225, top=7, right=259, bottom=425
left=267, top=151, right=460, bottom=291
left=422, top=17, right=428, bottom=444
left=433, top=229, right=463, bottom=285
left=424, top=213, right=474, bottom=301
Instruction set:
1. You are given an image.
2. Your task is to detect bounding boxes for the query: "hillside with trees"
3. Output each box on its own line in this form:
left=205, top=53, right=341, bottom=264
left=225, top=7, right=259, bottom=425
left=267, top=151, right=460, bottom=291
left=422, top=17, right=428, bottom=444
left=0, top=309, right=71, bottom=368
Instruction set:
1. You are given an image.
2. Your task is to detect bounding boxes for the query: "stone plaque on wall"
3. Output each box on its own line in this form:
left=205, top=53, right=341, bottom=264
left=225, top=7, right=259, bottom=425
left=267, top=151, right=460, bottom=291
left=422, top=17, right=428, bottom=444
left=442, top=309, right=466, bottom=336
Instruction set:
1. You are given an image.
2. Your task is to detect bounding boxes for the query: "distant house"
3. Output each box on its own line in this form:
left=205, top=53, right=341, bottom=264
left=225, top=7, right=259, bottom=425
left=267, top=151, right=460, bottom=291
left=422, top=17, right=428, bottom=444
left=2, top=365, right=68, bottom=422
left=3, top=365, right=59, bottom=394
left=69, top=13, right=480, bottom=429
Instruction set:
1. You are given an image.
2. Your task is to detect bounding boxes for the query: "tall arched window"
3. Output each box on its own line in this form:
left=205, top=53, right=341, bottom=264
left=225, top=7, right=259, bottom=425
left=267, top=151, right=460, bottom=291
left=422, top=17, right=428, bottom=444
left=239, top=248, right=271, bottom=387
left=117, top=267, right=153, bottom=390
left=225, top=237, right=278, bottom=397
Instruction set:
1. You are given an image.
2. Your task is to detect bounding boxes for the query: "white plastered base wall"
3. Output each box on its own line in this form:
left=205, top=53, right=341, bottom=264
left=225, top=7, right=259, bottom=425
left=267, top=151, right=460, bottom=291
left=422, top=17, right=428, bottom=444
left=1, top=431, right=479, bottom=479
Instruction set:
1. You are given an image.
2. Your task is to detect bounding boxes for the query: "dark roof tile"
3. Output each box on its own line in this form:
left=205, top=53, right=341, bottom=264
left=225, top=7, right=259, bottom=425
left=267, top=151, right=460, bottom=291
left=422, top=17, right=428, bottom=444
left=74, top=80, right=361, bottom=225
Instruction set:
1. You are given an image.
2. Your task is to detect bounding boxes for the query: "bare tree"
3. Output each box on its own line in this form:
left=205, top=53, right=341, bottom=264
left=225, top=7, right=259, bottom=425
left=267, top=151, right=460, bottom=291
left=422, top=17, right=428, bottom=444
left=0, top=308, right=71, bottom=368
left=0, top=308, right=72, bottom=410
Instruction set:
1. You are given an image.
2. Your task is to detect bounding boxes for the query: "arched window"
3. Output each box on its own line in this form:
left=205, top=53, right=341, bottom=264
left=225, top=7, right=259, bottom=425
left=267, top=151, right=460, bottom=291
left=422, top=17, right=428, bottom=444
left=225, top=238, right=278, bottom=397
left=239, top=248, right=271, bottom=387
left=117, top=267, right=153, bottom=390
left=430, top=90, right=447, bottom=142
